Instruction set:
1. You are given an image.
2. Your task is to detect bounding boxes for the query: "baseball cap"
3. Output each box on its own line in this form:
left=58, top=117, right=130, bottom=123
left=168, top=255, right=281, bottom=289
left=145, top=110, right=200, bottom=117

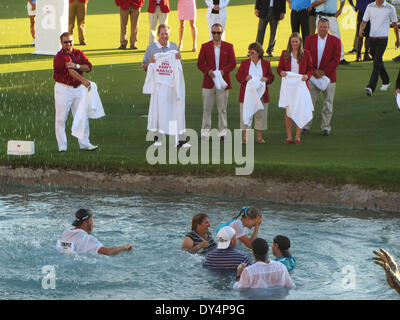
left=72, top=208, right=92, bottom=226
left=217, top=226, right=236, bottom=249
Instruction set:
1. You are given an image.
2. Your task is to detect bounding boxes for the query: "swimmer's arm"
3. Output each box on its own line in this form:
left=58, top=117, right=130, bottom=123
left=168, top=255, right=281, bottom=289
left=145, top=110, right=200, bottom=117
left=182, top=237, right=205, bottom=252
left=98, top=244, right=132, bottom=256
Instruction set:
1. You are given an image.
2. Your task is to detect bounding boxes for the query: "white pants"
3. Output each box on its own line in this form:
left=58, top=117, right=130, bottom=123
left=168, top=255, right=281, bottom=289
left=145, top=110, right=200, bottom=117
left=316, top=15, right=344, bottom=60
left=149, top=6, right=169, bottom=44
left=54, top=83, right=92, bottom=151
left=208, top=13, right=226, bottom=41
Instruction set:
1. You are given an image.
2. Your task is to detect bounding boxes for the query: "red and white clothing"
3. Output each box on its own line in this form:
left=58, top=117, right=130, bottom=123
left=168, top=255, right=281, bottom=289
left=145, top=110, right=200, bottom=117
left=233, top=261, right=295, bottom=289
left=53, top=48, right=95, bottom=151
left=148, top=0, right=170, bottom=43
left=143, top=51, right=186, bottom=141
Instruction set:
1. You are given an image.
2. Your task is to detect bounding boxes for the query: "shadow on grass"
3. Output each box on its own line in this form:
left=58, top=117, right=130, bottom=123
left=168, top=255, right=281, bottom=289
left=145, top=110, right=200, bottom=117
left=0, top=44, right=35, bottom=49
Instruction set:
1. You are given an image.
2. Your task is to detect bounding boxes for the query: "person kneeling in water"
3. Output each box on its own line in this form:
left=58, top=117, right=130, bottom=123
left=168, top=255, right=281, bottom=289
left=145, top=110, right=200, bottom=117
left=272, top=235, right=296, bottom=272
left=216, top=207, right=262, bottom=249
left=57, top=208, right=133, bottom=255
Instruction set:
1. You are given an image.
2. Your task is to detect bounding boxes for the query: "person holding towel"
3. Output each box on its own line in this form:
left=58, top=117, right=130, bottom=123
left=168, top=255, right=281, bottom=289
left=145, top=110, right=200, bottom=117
left=236, top=42, right=274, bottom=144
left=277, top=32, right=313, bottom=145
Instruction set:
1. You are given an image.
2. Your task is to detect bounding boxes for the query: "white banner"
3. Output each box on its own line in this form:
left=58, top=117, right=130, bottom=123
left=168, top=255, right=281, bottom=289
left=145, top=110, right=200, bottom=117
left=33, top=0, right=68, bottom=56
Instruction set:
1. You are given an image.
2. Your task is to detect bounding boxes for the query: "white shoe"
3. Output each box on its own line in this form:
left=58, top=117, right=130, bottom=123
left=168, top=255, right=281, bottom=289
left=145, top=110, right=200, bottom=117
left=81, top=145, right=98, bottom=151
left=380, top=83, right=391, bottom=91
left=365, top=87, right=373, bottom=96
left=181, top=143, right=191, bottom=148
left=154, top=141, right=162, bottom=147
left=32, top=39, right=35, bottom=45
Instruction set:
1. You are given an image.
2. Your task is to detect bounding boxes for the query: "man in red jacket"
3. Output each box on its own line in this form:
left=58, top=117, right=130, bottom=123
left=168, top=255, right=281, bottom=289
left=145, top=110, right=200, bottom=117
left=304, top=18, right=341, bottom=136
left=116, top=0, right=145, bottom=49
left=69, top=0, right=88, bottom=45
left=148, top=0, right=170, bottom=44
left=197, top=23, right=236, bottom=140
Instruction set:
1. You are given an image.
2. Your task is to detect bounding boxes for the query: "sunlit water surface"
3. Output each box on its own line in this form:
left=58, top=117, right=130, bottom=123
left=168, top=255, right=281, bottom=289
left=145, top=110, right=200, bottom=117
left=0, top=184, right=399, bottom=300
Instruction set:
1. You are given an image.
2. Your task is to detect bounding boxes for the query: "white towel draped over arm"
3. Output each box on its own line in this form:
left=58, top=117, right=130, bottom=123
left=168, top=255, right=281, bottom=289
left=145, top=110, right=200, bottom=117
left=278, top=72, right=314, bottom=129
left=212, top=70, right=228, bottom=91
left=71, top=81, right=105, bottom=140
left=310, top=75, right=331, bottom=91
left=242, top=78, right=265, bottom=127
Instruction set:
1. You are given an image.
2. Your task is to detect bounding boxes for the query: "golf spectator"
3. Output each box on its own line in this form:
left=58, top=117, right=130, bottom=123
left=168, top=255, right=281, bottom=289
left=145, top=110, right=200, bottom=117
left=182, top=213, right=217, bottom=253
left=315, top=0, right=350, bottom=64
left=69, top=0, right=88, bottom=45
left=233, top=238, right=295, bottom=288
left=197, top=23, right=236, bottom=141
left=205, top=0, right=230, bottom=40
left=177, top=0, right=198, bottom=51
left=115, top=0, right=145, bottom=50
left=236, top=42, right=275, bottom=144
left=27, top=0, right=36, bottom=45
left=254, top=0, right=286, bottom=57
left=53, top=32, right=98, bottom=152
left=148, top=0, right=170, bottom=44
left=58, top=209, right=133, bottom=255
left=360, top=0, right=399, bottom=96
left=216, top=207, right=263, bottom=249
left=203, top=226, right=251, bottom=269
left=349, top=0, right=374, bottom=62
left=272, top=235, right=297, bottom=272
left=303, top=18, right=341, bottom=136
left=277, top=32, right=313, bottom=145
left=288, top=0, right=311, bottom=39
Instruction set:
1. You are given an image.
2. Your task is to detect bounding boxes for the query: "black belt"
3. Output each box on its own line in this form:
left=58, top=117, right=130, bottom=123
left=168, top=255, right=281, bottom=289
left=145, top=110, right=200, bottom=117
left=318, top=12, right=336, bottom=17
left=292, top=9, right=308, bottom=12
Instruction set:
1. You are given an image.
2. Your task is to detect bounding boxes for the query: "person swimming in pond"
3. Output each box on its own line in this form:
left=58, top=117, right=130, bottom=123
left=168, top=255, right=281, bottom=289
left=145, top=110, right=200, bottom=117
left=216, top=206, right=262, bottom=249
left=272, top=235, right=296, bottom=272
left=182, top=213, right=217, bottom=253
left=57, top=208, right=133, bottom=255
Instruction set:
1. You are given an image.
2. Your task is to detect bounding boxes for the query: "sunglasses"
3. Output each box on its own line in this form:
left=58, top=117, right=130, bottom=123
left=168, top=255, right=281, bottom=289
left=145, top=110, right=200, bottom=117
left=63, top=40, right=73, bottom=44
left=212, top=31, right=222, bottom=35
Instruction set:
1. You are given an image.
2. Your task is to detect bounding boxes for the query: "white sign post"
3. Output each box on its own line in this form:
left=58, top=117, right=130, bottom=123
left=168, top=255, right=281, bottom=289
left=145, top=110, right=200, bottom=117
left=33, top=0, right=69, bottom=55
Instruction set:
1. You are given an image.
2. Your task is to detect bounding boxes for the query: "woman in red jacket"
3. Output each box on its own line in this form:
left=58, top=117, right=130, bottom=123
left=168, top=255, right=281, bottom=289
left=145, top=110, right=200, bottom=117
left=277, top=33, right=313, bottom=145
left=236, top=42, right=274, bottom=144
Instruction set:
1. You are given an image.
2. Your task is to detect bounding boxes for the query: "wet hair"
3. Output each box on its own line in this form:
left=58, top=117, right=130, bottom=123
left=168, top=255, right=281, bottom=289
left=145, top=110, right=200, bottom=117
left=252, top=238, right=268, bottom=261
left=157, top=24, right=170, bottom=34
left=284, top=32, right=305, bottom=63
left=248, top=42, right=264, bottom=59
left=72, top=208, right=93, bottom=227
left=60, top=32, right=72, bottom=41
left=233, top=206, right=261, bottom=220
left=191, top=213, right=209, bottom=231
left=273, top=235, right=292, bottom=258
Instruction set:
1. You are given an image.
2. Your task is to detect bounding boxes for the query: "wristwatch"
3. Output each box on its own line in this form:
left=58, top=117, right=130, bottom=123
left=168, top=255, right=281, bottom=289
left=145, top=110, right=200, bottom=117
left=76, top=64, right=81, bottom=70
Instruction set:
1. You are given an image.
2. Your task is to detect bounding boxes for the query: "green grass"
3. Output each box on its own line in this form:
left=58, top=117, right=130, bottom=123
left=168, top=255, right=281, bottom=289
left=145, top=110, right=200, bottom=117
left=2, top=0, right=400, bottom=191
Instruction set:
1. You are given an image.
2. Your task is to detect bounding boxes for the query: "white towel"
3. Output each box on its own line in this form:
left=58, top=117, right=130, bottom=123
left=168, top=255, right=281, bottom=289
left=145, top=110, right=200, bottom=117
left=310, top=75, right=331, bottom=91
left=278, top=72, right=314, bottom=129
left=213, top=70, right=228, bottom=91
left=396, top=93, right=400, bottom=111
left=71, top=81, right=105, bottom=140
left=242, top=78, right=265, bottom=127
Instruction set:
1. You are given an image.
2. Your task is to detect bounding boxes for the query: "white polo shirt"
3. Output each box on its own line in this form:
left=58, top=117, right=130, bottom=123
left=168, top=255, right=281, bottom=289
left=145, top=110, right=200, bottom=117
left=363, top=1, right=397, bottom=38
left=59, top=228, right=103, bottom=254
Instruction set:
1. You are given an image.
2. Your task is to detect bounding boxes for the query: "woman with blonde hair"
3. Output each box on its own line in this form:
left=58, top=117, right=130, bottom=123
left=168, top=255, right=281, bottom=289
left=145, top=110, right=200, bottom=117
left=277, top=33, right=313, bottom=145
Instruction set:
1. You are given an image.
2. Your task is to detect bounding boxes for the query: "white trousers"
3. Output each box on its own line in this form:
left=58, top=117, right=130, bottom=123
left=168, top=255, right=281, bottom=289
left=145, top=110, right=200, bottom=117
left=54, top=83, right=91, bottom=151
left=316, top=15, right=344, bottom=60
left=207, top=13, right=226, bottom=41
left=149, top=6, right=169, bottom=44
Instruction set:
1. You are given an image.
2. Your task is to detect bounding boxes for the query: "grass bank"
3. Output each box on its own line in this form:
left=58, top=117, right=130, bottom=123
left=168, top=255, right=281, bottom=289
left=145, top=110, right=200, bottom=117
left=1, top=0, right=400, bottom=192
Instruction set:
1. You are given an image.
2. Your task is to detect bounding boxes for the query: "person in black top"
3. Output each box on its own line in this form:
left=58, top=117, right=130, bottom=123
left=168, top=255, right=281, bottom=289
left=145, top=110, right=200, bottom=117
left=255, top=0, right=286, bottom=57
left=182, top=213, right=217, bottom=253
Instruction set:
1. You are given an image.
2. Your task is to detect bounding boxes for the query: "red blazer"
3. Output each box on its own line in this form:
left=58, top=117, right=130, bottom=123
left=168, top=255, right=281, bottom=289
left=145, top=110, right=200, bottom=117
left=277, top=49, right=314, bottom=79
left=304, top=34, right=341, bottom=83
left=236, top=58, right=274, bottom=103
left=115, top=0, right=145, bottom=9
left=148, top=0, right=170, bottom=13
left=197, top=41, right=237, bottom=90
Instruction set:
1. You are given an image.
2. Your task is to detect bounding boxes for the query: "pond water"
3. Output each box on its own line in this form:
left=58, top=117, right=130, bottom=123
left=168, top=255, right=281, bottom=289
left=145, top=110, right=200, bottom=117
left=0, top=183, right=399, bottom=300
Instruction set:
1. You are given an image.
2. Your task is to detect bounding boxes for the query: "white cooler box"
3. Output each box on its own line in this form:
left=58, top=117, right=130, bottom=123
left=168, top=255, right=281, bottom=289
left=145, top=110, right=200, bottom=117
left=7, top=141, right=35, bottom=156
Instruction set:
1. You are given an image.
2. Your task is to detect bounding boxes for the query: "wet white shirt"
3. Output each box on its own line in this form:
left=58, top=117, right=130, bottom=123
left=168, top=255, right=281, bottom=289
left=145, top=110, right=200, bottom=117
left=233, top=261, right=296, bottom=289
left=229, top=219, right=246, bottom=239
left=59, top=228, right=103, bottom=254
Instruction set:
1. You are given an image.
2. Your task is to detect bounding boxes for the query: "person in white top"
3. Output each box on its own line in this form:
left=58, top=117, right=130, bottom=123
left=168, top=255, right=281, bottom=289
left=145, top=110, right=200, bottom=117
left=359, top=0, right=400, bottom=96
left=233, top=238, right=295, bottom=289
left=205, top=0, right=230, bottom=40
left=216, top=206, right=263, bottom=249
left=58, top=209, right=133, bottom=255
